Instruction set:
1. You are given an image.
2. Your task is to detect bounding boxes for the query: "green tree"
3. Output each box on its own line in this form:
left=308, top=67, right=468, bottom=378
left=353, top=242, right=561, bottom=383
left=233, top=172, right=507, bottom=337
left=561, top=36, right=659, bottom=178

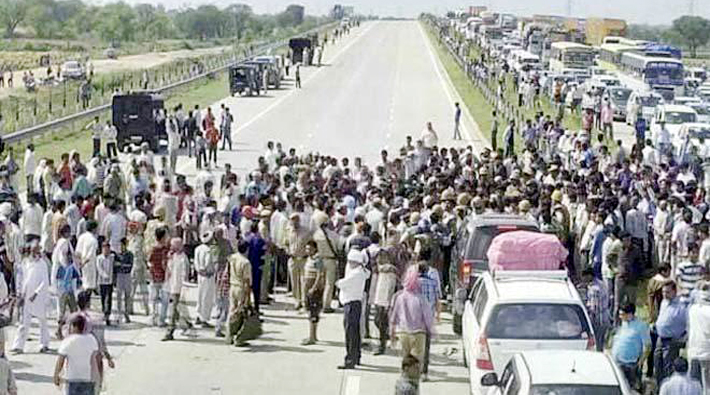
left=671, top=15, right=710, bottom=58
left=0, top=0, right=30, bottom=38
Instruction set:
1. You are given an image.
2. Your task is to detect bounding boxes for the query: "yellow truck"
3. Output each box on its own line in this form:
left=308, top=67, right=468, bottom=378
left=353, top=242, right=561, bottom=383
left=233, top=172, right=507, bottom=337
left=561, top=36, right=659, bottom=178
left=585, top=18, right=627, bottom=46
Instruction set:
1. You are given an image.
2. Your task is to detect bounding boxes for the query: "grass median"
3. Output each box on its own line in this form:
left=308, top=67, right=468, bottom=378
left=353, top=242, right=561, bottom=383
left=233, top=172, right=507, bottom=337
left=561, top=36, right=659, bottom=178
left=422, top=23, right=499, bottom=148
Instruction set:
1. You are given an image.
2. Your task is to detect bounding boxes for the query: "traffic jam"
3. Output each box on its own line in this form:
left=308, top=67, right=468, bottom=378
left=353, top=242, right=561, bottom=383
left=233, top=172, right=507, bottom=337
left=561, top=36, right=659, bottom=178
left=435, top=7, right=710, bottom=395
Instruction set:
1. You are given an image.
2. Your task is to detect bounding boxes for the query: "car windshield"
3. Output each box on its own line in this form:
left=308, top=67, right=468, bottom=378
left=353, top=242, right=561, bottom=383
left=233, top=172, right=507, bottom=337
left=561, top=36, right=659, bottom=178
left=665, top=111, right=697, bottom=124
left=692, top=106, right=710, bottom=116
left=690, top=128, right=710, bottom=139
left=610, top=89, right=631, bottom=102
left=639, top=96, right=661, bottom=107
left=531, top=385, right=622, bottom=395
left=602, top=79, right=619, bottom=86
left=485, top=303, right=589, bottom=339
left=465, top=225, right=538, bottom=268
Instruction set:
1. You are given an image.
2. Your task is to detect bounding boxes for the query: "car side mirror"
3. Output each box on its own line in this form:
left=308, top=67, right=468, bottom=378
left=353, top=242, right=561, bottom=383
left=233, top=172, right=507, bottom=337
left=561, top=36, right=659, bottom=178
left=481, top=372, right=499, bottom=387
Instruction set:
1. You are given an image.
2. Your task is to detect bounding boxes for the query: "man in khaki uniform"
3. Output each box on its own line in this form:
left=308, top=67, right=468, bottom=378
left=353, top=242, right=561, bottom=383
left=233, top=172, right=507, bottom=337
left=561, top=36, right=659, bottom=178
left=285, top=213, right=311, bottom=310
left=312, top=211, right=343, bottom=313
left=228, top=241, right=252, bottom=346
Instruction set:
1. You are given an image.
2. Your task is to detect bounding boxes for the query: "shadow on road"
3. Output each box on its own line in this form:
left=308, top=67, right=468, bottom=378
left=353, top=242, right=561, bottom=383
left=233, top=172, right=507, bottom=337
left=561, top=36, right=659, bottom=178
left=246, top=343, right=324, bottom=354
left=15, top=371, right=54, bottom=383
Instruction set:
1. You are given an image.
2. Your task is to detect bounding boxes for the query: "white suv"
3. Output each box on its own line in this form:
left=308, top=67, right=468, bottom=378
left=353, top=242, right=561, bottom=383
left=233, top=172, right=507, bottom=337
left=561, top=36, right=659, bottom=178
left=481, top=350, right=634, bottom=394
left=462, top=271, right=596, bottom=395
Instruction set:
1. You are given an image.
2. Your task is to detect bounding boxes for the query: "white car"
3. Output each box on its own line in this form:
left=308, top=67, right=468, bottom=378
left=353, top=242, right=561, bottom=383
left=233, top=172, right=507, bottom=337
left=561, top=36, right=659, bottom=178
left=61, top=60, right=85, bottom=80
left=626, top=91, right=664, bottom=126
left=481, top=350, right=635, bottom=395
left=688, top=103, right=710, bottom=123
left=649, top=104, right=698, bottom=144
left=674, top=122, right=710, bottom=162
left=462, top=271, right=595, bottom=395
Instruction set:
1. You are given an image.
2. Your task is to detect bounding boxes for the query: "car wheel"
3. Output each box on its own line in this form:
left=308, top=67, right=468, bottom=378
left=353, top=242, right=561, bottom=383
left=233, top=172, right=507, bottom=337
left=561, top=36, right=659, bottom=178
left=453, top=312, right=462, bottom=335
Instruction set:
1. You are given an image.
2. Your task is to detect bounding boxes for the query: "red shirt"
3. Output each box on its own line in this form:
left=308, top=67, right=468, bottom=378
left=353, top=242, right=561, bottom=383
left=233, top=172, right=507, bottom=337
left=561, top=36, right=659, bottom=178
left=148, top=244, right=169, bottom=283
left=58, top=163, right=73, bottom=190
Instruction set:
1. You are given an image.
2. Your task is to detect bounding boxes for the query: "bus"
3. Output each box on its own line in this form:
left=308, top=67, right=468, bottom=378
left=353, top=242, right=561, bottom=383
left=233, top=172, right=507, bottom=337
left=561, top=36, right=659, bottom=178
left=620, top=52, right=684, bottom=97
left=549, top=41, right=595, bottom=73
left=599, top=43, right=638, bottom=65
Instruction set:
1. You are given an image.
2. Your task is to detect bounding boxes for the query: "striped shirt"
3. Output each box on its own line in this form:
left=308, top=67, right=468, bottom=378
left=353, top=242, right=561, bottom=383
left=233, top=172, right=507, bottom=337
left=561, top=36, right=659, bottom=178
left=676, top=260, right=706, bottom=299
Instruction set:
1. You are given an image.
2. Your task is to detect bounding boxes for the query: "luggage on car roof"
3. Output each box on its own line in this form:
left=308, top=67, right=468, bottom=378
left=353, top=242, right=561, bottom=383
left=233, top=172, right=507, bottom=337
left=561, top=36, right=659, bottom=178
left=487, top=230, right=568, bottom=271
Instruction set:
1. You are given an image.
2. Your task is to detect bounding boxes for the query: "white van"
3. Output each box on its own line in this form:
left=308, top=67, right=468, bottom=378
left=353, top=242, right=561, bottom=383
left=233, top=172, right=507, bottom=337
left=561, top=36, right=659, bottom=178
left=626, top=90, right=664, bottom=126
left=650, top=104, right=698, bottom=143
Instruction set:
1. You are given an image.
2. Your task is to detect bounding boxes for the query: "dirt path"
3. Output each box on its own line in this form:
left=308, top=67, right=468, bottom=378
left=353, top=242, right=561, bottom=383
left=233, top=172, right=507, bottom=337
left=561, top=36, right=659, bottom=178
left=0, top=45, right=231, bottom=99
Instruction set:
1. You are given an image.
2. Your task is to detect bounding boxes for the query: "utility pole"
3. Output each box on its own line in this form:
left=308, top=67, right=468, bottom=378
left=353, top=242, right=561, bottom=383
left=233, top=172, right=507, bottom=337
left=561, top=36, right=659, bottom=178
left=689, top=0, right=696, bottom=16
left=566, top=0, right=573, bottom=16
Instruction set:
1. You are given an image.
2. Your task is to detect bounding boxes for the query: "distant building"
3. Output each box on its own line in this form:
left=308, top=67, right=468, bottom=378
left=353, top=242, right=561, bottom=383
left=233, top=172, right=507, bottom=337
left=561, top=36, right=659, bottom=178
left=332, top=5, right=344, bottom=19
left=469, top=6, right=487, bottom=17
left=343, top=6, right=354, bottom=17
left=285, top=4, right=305, bottom=25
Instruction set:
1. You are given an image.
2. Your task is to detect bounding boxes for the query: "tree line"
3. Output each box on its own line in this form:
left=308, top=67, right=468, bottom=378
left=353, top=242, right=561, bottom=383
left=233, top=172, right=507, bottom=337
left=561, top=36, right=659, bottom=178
left=628, top=15, right=710, bottom=58
left=0, top=0, right=322, bottom=44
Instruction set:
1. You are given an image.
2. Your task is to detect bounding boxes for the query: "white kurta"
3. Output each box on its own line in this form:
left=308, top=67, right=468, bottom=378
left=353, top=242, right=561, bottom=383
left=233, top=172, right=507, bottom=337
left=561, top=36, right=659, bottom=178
left=19, top=257, right=49, bottom=316
left=194, top=244, right=216, bottom=322
left=76, top=232, right=99, bottom=290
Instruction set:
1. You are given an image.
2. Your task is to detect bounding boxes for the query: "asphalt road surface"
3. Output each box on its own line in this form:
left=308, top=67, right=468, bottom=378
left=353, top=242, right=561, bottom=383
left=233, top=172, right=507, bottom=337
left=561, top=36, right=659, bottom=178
left=10, top=21, right=473, bottom=395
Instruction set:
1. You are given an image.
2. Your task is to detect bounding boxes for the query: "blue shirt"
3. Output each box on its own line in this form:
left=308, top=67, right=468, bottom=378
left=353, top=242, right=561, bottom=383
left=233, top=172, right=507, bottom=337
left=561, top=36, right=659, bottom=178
left=56, top=264, right=81, bottom=295
left=659, top=373, right=702, bottom=395
left=612, top=318, right=650, bottom=364
left=656, top=297, right=688, bottom=339
left=418, top=267, right=441, bottom=314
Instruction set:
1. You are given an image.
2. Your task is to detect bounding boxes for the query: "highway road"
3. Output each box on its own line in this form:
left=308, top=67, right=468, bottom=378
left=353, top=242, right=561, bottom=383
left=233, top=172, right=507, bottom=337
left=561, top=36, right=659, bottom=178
left=9, top=21, right=473, bottom=395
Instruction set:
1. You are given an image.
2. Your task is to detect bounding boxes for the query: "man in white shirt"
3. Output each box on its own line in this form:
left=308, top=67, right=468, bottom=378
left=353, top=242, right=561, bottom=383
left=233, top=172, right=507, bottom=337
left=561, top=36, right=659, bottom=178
left=656, top=121, right=672, bottom=162
left=101, top=203, right=126, bottom=254
left=688, top=282, right=710, bottom=392
left=162, top=238, right=192, bottom=341
left=11, top=236, right=51, bottom=354
left=336, top=249, right=370, bottom=369
left=166, top=114, right=180, bottom=172
left=20, top=193, right=43, bottom=237
left=53, top=314, right=99, bottom=394
left=642, top=139, right=656, bottom=169
left=265, top=141, right=278, bottom=172
left=75, top=221, right=99, bottom=293
left=103, top=120, right=118, bottom=160
left=671, top=209, right=693, bottom=275
left=194, top=231, right=216, bottom=327
left=420, top=122, right=438, bottom=150
left=24, top=143, right=36, bottom=194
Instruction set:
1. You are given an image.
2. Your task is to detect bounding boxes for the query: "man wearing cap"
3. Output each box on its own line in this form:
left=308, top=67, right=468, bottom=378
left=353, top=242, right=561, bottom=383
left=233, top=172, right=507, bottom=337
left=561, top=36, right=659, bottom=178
left=312, top=211, right=343, bottom=313
left=11, top=235, right=51, bottom=354
left=194, top=231, right=217, bottom=327
left=285, top=213, right=311, bottom=310
left=336, top=249, right=370, bottom=369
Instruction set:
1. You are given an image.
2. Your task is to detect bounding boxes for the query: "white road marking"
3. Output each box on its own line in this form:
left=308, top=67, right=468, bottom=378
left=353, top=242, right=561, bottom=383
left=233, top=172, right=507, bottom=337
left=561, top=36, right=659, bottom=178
left=417, top=22, right=488, bottom=151
left=343, top=375, right=360, bottom=395
left=231, top=23, right=375, bottom=135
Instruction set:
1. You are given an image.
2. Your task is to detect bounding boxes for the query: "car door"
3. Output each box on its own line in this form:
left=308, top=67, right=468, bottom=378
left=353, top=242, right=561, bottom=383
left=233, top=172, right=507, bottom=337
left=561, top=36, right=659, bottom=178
left=462, top=278, right=484, bottom=356
left=499, top=360, right=522, bottom=395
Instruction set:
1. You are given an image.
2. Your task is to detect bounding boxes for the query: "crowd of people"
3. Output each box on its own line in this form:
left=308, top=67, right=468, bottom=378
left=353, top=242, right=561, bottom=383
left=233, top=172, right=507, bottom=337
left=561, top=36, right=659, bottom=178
left=0, top=23, right=706, bottom=395
left=443, top=23, right=710, bottom=394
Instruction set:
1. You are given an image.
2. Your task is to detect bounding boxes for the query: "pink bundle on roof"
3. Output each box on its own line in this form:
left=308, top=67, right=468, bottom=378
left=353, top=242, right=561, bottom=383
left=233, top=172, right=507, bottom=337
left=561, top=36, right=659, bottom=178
left=487, top=231, right=568, bottom=271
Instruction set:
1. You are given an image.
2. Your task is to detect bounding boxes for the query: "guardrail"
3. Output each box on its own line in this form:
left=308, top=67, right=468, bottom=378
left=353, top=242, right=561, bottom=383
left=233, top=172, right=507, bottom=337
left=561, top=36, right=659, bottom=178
left=3, top=22, right=337, bottom=146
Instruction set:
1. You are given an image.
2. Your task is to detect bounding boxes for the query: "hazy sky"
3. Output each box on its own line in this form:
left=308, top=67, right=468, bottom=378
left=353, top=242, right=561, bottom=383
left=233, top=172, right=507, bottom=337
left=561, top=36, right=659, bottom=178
left=97, top=0, right=706, bottom=25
